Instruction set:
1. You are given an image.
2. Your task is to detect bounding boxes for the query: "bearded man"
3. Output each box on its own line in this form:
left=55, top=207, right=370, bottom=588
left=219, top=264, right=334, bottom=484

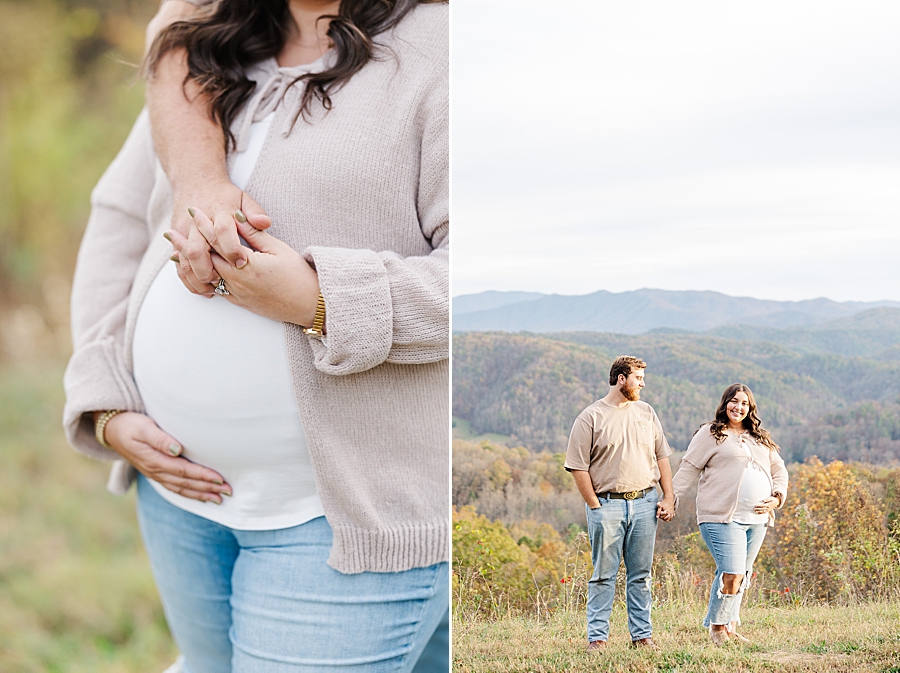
left=565, top=355, right=675, bottom=651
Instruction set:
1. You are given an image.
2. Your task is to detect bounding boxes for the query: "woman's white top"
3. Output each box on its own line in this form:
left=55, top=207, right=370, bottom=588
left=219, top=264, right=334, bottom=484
left=731, top=434, right=772, bottom=525
left=132, top=100, right=325, bottom=530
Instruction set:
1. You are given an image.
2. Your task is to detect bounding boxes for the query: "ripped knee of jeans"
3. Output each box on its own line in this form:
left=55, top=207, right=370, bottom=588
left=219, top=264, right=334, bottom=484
left=718, top=572, right=744, bottom=596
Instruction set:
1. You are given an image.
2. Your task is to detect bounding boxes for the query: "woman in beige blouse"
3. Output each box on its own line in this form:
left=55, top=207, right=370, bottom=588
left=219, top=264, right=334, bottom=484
left=672, top=383, right=788, bottom=645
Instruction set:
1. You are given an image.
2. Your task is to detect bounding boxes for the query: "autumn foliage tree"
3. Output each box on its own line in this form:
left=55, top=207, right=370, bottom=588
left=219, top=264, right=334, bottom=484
left=454, top=458, right=900, bottom=618
left=768, top=457, right=899, bottom=601
left=452, top=506, right=591, bottom=617
left=452, top=440, right=584, bottom=532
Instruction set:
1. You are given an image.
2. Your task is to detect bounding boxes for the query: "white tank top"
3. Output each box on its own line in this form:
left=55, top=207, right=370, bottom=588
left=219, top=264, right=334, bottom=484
left=731, top=434, right=771, bottom=525
left=132, top=111, right=325, bottom=530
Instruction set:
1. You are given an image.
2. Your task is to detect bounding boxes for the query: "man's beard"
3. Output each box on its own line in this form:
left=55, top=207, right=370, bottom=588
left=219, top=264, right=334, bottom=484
left=622, top=383, right=640, bottom=401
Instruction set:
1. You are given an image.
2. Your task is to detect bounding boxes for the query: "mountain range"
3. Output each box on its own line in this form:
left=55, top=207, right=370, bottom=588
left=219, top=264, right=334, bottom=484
left=453, top=288, right=900, bottom=336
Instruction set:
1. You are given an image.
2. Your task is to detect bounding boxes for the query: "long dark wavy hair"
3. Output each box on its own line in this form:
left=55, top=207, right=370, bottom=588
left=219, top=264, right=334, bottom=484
left=706, top=383, right=779, bottom=450
left=145, top=0, right=444, bottom=150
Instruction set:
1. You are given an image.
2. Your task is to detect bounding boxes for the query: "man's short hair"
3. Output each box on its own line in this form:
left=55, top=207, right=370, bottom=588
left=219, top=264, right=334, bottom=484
left=608, top=355, right=647, bottom=386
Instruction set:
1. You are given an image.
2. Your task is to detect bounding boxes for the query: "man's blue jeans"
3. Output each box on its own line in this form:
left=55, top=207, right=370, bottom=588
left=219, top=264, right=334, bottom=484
left=585, top=489, right=659, bottom=643
left=699, top=522, right=767, bottom=628
left=136, top=475, right=449, bottom=673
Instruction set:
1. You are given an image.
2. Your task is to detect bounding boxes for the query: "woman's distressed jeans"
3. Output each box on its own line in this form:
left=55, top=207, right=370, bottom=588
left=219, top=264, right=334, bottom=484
left=699, top=521, right=767, bottom=628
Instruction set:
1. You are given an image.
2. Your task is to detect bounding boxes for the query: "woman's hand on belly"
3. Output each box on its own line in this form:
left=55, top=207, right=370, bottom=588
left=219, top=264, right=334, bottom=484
left=170, top=213, right=321, bottom=328
left=753, top=496, right=779, bottom=515
left=103, top=412, right=233, bottom=503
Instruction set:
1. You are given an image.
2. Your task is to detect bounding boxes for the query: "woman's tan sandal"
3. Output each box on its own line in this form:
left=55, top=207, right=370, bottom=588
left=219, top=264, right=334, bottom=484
left=710, top=627, right=730, bottom=646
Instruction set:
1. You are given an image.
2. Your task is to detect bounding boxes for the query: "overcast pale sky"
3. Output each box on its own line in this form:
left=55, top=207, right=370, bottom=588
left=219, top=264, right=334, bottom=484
left=451, top=1, right=900, bottom=302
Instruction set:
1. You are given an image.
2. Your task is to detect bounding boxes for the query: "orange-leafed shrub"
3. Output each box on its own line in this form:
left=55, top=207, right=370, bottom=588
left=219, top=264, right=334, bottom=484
left=769, top=457, right=899, bottom=601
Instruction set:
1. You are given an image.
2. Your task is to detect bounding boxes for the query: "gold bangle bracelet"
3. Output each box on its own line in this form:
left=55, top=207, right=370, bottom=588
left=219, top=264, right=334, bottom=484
left=301, top=292, right=326, bottom=338
left=95, top=409, right=123, bottom=448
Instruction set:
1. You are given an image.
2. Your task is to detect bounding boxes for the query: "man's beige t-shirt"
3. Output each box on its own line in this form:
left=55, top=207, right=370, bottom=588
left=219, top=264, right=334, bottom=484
left=564, top=399, right=672, bottom=494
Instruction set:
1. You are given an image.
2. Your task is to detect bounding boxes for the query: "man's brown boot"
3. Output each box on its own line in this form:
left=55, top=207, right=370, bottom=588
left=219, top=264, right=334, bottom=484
left=631, top=637, right=660, bottom=650
left=587, top=640, right=606, bottom=652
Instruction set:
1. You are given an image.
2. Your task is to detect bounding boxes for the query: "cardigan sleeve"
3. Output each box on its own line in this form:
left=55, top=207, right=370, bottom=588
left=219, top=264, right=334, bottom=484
left=770, top=448, right=789, bottom=508
left=301, top=59, right=448, bottom=376
left=671, top=426, right=712, bottom=510
left=62, top=110, right=156, bottom=461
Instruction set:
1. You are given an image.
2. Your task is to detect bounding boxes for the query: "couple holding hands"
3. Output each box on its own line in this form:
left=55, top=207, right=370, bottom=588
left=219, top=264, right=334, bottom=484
left=565, top=356, right=789, bottom=650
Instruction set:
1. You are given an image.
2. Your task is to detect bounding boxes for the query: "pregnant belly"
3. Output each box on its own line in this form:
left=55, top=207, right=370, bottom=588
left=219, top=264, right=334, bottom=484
left=132, top=263, right=321, bottom=528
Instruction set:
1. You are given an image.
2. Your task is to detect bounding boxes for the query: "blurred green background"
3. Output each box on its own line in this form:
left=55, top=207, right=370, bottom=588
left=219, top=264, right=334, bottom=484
left=0, top=0, right=181, bottom=669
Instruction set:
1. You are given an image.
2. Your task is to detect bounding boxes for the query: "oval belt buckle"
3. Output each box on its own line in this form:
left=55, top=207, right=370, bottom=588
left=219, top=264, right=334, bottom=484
left=623, top=490, right=639, bottom=500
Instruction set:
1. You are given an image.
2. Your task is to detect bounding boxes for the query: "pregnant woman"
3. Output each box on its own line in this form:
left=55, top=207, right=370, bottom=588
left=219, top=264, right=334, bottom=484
left=63, top=0, right=449, bottom=670
left=672, top=384, right=788, bottom=645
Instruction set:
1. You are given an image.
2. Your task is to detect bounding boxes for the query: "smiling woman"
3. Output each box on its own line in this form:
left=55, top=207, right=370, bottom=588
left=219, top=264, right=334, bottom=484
left=62, top=0, right=449, bottom=671
left=672, top=383, right=788, bottom=646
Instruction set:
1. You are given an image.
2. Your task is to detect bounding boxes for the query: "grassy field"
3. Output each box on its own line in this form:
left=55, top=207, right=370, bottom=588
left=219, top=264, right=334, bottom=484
left=453, top=602, right=900, bottom=672
left=0, top=361, right=179, bottom=672
left=452, top=417, right=513, bottom=445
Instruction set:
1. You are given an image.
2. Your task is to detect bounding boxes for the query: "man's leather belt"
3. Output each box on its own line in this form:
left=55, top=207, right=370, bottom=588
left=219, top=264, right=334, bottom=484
left=597, top=486, right=654, bottom=500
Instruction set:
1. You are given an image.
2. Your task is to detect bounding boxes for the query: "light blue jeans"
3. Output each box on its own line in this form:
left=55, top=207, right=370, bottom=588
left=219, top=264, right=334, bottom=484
left=136, top=475, right=449, bottom=673
left=585, top=489, right=659, bottom=642
left=699, top=521, right=767, bottom=628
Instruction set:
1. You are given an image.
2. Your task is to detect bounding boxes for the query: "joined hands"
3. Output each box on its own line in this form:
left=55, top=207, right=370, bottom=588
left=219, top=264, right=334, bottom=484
left=657, top=497, right=675, bottom=522
left=165, top=184, right=322, bottom=328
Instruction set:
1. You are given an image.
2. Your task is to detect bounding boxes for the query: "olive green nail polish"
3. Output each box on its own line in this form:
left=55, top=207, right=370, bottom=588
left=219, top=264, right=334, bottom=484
left=188, top=207, right=196, bottom=218
left=234, top=210, right=247, bottom=223
left=168, top=443, right=181, bottom=456
left=170, top=254, right=179, bottom=263
left=162, top=231, right=172, bottom=242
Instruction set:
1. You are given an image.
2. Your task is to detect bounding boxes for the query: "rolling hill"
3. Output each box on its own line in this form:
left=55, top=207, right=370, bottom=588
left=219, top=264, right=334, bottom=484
left=453, top=331, right=900, bottom=463
left=705, top=307, right=900, bottom=358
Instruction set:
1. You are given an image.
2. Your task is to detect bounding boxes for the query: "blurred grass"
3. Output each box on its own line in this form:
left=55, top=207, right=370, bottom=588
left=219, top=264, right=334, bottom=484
left=0, top=3, right=173, bottom=664
left=0, top=359, right=178, bottom=672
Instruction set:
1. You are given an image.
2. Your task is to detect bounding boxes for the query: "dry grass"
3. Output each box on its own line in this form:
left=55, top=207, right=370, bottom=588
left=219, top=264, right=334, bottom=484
left=452, top=602, right=900, bottom=672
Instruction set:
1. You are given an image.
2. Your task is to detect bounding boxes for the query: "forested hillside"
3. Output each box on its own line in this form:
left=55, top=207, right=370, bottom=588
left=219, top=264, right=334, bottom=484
left=706, top=307, right=900, bottom=359
left=453, top=331, right=900, bottom=461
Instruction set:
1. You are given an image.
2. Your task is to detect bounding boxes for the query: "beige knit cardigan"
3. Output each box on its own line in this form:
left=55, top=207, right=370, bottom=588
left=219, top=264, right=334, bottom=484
left=672, top=424, right=788, bottom=527
left=63, top=4, right=448, bottom=574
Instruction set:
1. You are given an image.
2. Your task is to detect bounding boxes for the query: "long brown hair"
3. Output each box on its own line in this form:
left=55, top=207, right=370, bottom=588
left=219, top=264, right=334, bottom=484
left=707, top=383, right=779, bottom=450
left=145, top=0, right=444, bottom=150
